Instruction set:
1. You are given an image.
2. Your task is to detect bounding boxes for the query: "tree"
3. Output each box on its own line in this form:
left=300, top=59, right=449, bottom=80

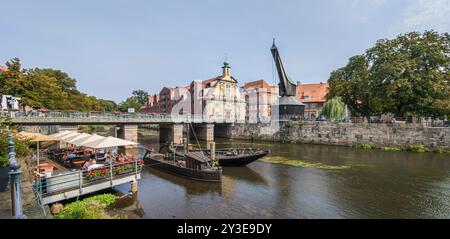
left=27, top=68, right=77, bottom=92
left=1, top=58, right=119, bottom=112
left=98, top=100, right=118, bottom=112
left=0, top=115, right=29, bottom=167
left=328, top=55, right=383, bottom=121
left=328, top=31, right=449, bottom=119
left=132, top=90, right=149, bottom=105
left=118, top=96, right=142, bottom=112
left=319, top=97, right=346, bottom=122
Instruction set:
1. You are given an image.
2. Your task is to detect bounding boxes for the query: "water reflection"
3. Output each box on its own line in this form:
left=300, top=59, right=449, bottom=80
left=112, top=192, right=145, bottom=219
left=145, top=167, right=223, bottom=196
left=108, top=129, right=450, bottom=219
left=222, top=166, right=268, bottom=186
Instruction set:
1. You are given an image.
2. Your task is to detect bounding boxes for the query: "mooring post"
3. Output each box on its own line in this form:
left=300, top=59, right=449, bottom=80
left=210, top=142, right=216, bottom=162
left=183, top=137, right=188, bottom=154
left=7, top=126, right=25, bottom=219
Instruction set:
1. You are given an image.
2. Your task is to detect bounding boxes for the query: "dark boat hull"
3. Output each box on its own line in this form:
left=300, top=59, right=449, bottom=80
left=144, top=157, right=222, bottom=182
left=217, top=151, right=269, bottom=166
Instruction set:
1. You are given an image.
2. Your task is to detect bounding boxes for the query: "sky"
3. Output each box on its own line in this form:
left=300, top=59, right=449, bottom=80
left=1, top=0, right=449, bottom=103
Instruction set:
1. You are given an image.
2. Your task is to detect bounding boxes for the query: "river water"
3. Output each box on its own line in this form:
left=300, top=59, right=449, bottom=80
left=111, top=129, right=450, bottom=219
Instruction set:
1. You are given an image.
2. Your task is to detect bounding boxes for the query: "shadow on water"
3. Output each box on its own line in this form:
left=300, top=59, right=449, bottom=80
left=144, top=167, right=223, bottom=196
left=110, top=192, right=146, bottom=219
left=222, top=166, right=269, bottom=186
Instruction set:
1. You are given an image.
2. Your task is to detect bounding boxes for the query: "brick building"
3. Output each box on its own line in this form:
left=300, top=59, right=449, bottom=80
left=297, top=82, right=329, bottom=119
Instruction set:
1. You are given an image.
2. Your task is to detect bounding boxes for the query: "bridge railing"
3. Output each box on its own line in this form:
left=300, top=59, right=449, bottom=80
left=7, top=110, right=174, bottom=123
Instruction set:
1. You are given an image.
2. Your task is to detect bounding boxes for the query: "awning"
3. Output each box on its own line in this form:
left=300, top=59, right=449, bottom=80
left=70, top=134, right=106, bottom=146
left=59, top=132, right=81, bottom=141
left=82, top=136, right=138, bottom=149
left=50, top=131, right=72, bottom=138
left=65, top=133, right=91, bottom=145
left=16, top=132, right=60, bottom=142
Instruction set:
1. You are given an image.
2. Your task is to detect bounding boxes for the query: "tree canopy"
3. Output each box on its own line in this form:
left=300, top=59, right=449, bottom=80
left=132, top=90, right=149, bottom=105
left=0, top=58, right=117, bottom=112
left=328, top=31, right=449, bottom=120
left=117, top=90, right=149, bottom=113
left=319, top=97, right=346, bottom=122
left=118, top=96, right=142, bottom=113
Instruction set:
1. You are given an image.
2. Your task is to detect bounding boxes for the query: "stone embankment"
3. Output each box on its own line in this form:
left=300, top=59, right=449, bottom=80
left=228, top=121, right=450, bottom=150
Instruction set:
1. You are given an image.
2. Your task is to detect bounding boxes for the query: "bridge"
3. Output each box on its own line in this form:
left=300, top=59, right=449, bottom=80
left=7, top=111, right=230, bottom=144
left=10, top=113, right=173, bottom=125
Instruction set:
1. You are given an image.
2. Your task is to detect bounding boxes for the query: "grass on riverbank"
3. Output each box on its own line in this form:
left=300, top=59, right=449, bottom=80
left=356, top=143, right=449, bottom=154
left=260, top=156, right=350, bottom=170
left=56, top=194, right=117, bottom=219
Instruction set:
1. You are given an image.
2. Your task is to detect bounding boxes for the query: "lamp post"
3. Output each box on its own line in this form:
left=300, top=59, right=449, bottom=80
left=7, top=126, right=25, bottom=219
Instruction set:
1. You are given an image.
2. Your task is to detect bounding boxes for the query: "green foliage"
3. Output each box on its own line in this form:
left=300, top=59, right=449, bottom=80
left=433, top=148, right=450, bottom=154
left=117, top=89, right=149, bottom=112
left=407, top=144, right=427, bottom=153
left=118, top=96, right=142, bottom=113
left=382, top=146, right=402, bottom=151
left=0, top=58, right=117, bottom=112
left=79, top=125, right=108, bottom=134
left=0, top=116, right=30, bottom=167
left=132, top=90, right=149, bottom=105
left=328, top=31, right=450, bottom=119
left=56, top=193, right=116, bottom=219
left=319, top=97, right=346, bottom=122
left=84, top=194, right=117, bottom=206
left=357, top=143, right=375, bottom=150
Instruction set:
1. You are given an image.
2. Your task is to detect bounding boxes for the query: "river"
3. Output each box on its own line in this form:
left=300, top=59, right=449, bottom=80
left=110, top=129, right=450, bottom=219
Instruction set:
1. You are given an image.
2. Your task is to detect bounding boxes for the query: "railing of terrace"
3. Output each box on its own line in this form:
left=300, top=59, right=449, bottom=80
left=33, top=160, right=143, bottom=200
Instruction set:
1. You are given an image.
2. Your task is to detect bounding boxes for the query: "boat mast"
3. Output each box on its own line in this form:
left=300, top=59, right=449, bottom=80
left=186, top=123, right=190, bottom=153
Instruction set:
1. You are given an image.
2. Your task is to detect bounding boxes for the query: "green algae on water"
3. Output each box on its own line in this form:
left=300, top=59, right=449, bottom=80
left=260, top=156, right=350, bottom=170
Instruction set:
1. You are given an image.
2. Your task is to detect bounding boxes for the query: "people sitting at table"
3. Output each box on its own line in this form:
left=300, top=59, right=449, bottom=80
left=67, top=152, right=77, bottom=159
left=116, top=153, right=128, bottom=163
left=104, top=150, right=115, bottom=164
left=83, top=158, right=97, bottom=169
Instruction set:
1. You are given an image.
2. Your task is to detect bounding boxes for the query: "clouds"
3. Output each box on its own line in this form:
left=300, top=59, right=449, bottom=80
left=390, top=0, right=450, bottom=34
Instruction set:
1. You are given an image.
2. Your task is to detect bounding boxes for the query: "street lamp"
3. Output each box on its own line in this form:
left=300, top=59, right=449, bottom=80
left=7, top=126, right=25, bottom=219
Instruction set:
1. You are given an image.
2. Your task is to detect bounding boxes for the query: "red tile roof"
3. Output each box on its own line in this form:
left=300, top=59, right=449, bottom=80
left=243, top=79, right=270, bottom=90
left=0, top=66, right=8, bottom=72
left=297, top=83, right=329, bottom=103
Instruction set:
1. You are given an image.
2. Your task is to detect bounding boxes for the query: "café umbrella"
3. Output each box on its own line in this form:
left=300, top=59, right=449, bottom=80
left=16, top=132, right=60, bottom=169
left=81, top=136, right=139, bottom=162
left=50, top=131, right=72, bottom=138
left=82, top=136, right=138, bottom=149
left=65, top=133, right=91, bottom=145
left=59, top=132, right=81, bottom=141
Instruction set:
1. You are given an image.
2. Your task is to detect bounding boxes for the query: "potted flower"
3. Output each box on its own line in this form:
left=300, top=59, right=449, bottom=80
left=113, top=163, right=134, bottom=175
left=85, top=167, right=110, bottom=181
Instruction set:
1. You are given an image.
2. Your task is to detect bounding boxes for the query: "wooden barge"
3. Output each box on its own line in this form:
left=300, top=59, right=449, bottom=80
left=143, top=150, right=222, bottom=182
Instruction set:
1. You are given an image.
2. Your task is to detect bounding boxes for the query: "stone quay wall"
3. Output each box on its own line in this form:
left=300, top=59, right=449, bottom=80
left=227, top=121, right=450, bottom=150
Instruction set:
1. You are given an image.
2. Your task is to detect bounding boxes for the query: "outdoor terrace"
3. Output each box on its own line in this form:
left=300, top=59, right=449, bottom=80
left=33, top=154, right=143, bottom=206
